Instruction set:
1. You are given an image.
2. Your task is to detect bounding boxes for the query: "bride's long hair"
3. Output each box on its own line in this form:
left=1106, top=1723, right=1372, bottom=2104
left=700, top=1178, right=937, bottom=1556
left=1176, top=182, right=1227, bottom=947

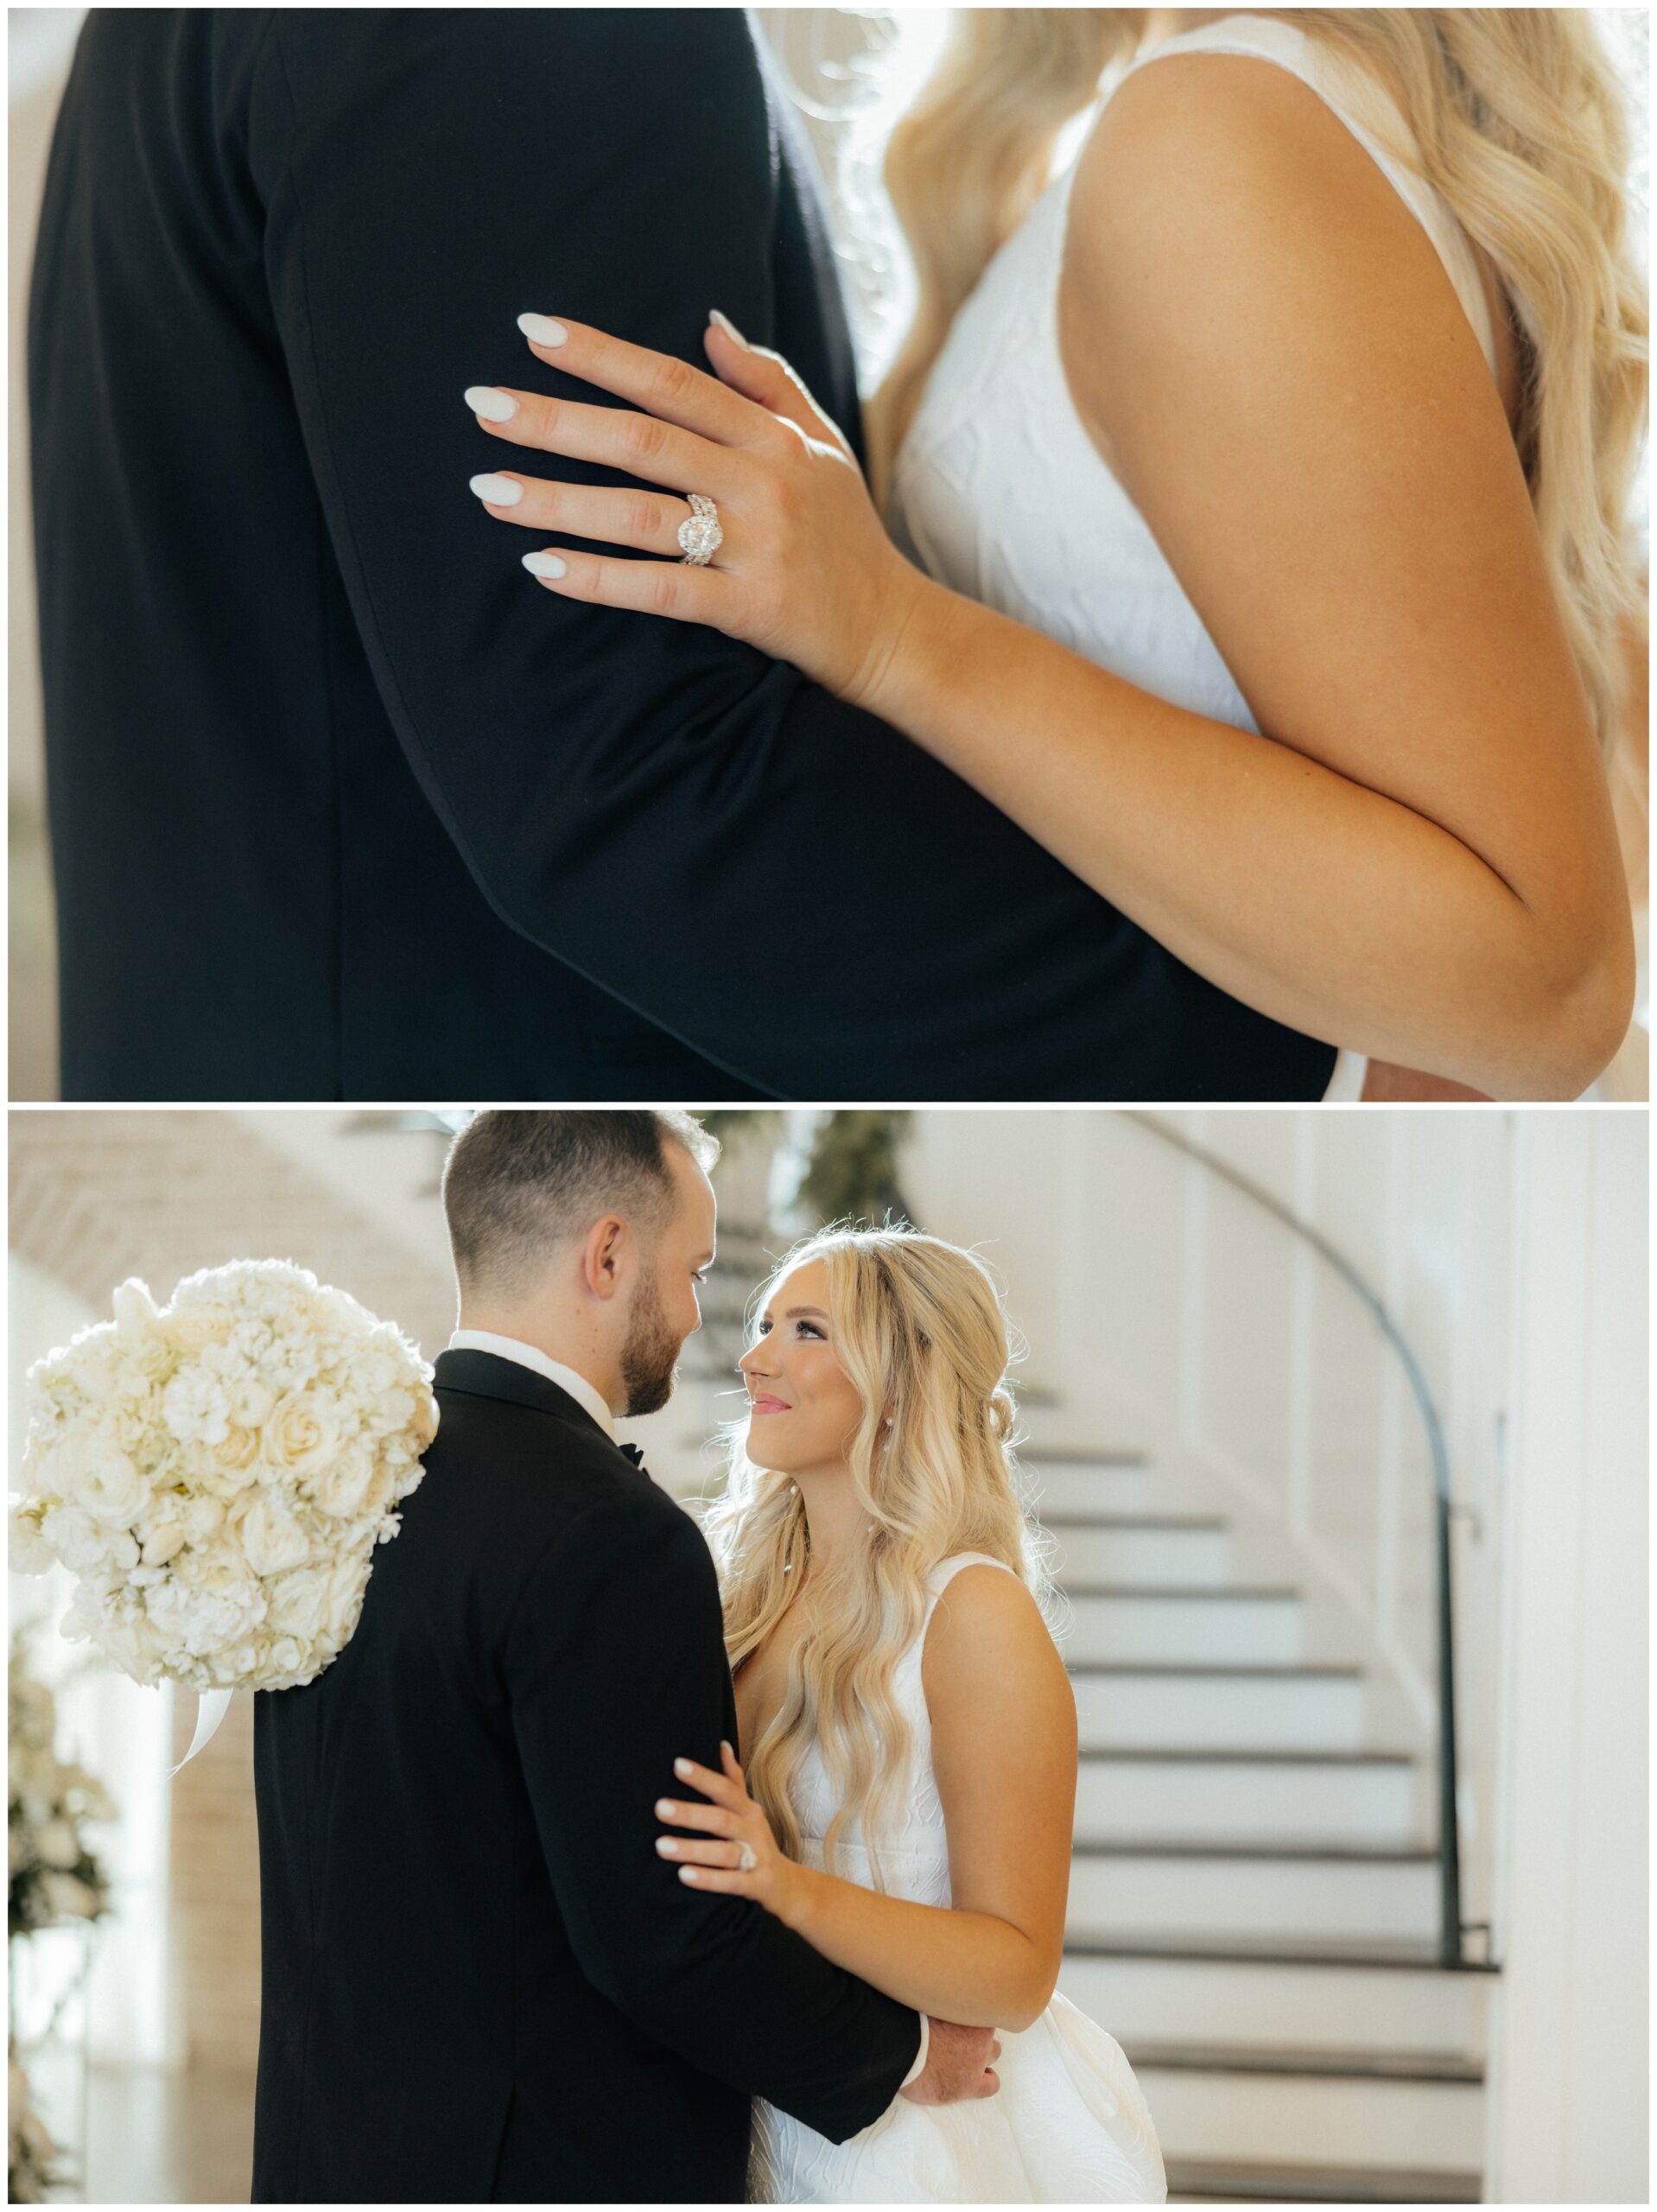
left=701, top=1226, right=1056, bottom=1881
left=867, top=9, right=1647, bottom=812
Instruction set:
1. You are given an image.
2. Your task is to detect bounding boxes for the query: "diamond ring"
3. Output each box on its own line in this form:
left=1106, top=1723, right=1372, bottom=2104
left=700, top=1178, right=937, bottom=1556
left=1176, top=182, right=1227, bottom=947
left=678, top=493, right=723, bottom=566
left=736, top=1841, right=758, bottom=1872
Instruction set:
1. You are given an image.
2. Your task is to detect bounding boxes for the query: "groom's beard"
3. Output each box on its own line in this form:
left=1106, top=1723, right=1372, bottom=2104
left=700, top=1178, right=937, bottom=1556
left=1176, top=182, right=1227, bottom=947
left=619, top=1264, right=681, bottom=1418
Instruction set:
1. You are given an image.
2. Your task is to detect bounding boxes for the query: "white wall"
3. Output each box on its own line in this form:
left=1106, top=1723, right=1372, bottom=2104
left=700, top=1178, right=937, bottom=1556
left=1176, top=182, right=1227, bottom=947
left=1483, top=1110, right=1647, bottom=2202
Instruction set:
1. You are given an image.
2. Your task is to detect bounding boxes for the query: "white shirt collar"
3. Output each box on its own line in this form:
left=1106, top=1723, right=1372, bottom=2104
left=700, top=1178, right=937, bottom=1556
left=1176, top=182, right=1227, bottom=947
left=447, top=1331, right=616, bottom=1440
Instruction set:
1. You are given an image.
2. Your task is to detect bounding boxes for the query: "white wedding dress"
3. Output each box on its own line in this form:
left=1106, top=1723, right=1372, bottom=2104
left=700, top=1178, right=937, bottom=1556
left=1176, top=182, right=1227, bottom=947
left=748, top=1554, right=1167, bottom=2202
left=886, top=13, right=1508, bottom=1106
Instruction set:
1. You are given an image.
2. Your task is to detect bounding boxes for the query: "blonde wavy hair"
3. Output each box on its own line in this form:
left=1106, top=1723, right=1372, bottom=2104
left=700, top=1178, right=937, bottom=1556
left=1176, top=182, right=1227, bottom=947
left=701, top=1225, right=1057, bottom=1882
left=868, top=9, right=1648, bottom=818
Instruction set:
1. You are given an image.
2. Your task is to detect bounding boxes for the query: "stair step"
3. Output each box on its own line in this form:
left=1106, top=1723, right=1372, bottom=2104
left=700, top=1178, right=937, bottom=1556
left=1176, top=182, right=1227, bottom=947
left=1071, top=1663, right=1368, bottom=1751
left=1066, top=1932, right=1492, bottom=1969
left=1076, top=1750, right=1419, bottom=1845
left=1061, top=1946, right=1492, bottom=2061
left=1029, top=1461, right=1193, bottom=1516
left=1021, top=1446, right=1149, bottom=1465
left=1142, top=2055, right=1483, bottom=2170
left=1063, top=1588, right=1304, bottom=1667
left=1045, top=1514, right=1229, bottom=1530
left=1166, top=2156, right=1482, bottom=2202
left=1070, top=1845, right=1438, bottom=1943
left=1127, top=2041, right=1482, bottom=2083
left=1052, top=1522, right=1235, bottom=1587
left=1075, top=1840, right=1435, bottom=1861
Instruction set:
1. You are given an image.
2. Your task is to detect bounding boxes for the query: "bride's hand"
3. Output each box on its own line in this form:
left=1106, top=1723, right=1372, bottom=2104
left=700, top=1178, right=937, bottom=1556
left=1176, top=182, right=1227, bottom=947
left=465, top=312, right=929, bottom=714
left=655, top=1741, right=798, bottom=1919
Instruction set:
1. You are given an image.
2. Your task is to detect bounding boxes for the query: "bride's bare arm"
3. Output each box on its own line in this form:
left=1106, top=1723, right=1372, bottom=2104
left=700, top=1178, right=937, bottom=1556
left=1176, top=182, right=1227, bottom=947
left=854, top=56, right=1634, bottom=1099
left=655, top=1568, right=1075, bottom=2032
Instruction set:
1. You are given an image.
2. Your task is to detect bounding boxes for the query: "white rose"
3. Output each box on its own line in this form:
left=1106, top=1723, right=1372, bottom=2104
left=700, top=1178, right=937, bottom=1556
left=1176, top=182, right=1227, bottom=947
left=266, top=1567, right=330, bottom=1642
left=309, top=1442, right=379, bottom=1520
left=262, top=1389, right=344, bottom=1479
left=242, top=1496, right=311, bottom=1578
left=267, top=1636, right=304, bottom=1679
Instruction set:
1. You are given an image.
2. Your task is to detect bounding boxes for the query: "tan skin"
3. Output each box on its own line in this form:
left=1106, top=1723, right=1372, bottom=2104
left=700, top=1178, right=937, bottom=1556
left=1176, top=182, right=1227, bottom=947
left=462, top=14, right=1634, bottom=1100
left=652, top=1262, right=1077, bottom=2034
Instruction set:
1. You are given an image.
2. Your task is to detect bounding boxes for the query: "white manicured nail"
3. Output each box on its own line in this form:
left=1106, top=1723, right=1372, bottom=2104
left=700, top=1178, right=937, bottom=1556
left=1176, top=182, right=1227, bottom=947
left=517, top=314, right=568, bottom=346
left=465, top=385, right=518, bottom=423
left=470, top=474, right=522, bottom=506
left=709, top=308, right=750, bottom=351
left=523, top=551, right=567, bottom=580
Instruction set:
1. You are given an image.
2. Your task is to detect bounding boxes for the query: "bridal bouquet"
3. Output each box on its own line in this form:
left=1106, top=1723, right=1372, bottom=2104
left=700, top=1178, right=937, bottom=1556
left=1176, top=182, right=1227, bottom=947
left=9, top=1263, right=437, bottom=1696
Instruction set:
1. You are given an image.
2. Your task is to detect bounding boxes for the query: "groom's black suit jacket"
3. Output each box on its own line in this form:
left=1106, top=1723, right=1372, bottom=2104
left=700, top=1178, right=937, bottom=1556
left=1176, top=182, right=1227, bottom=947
left=29, top=9, right=1336, bottom=1103
left=251, top=1351, right=920, bottom=2202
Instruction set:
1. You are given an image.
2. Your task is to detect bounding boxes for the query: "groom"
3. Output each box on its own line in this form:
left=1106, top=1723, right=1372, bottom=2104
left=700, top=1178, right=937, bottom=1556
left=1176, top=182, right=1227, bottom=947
left=251, top=1109, right=999, bottom=2202
left=28, top=9, right=1336, bottom=1103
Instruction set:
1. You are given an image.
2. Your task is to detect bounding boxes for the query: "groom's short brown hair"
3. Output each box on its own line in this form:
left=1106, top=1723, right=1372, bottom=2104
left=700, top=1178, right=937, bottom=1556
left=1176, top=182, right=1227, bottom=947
left=442, top=1109, right=719, bottom=1298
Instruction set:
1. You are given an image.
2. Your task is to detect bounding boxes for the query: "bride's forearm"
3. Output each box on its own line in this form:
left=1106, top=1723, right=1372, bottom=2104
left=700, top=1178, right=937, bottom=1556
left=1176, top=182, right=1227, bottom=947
left=779, top=1861, right=1054, bottom=2033
left=858, top=571, right=1627, bottom=1099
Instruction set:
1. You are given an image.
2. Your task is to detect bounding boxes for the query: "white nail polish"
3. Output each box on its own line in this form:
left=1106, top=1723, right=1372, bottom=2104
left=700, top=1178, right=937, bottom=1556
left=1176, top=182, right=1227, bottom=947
left=517, top=313, right=568, bottom=346
left=470, top=474, right=523, bottom=506
left=523, top=551, right=567, bottom=580
left=709, top=308, right=750, bottom=351
left=465, top=385, right=518, bottom=423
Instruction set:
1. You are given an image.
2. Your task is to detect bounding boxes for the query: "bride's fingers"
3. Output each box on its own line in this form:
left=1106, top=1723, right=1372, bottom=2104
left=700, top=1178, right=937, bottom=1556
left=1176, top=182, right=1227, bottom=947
left=654, top=1797, right=733, bottom=1839
left=522, top=548, right=728, bottom=627
left=469, top=471, right=695, bottom=558
left=515, top=312, right=792, bottom=459
left=656, top=1837, right=749, bottom=1870
left=464, top=384, right=745, bottom=505
left=672, top=1756, right=744, bottom=1807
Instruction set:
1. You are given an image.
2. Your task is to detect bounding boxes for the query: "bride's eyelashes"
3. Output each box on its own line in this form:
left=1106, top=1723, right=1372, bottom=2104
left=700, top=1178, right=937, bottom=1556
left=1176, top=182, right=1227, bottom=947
left=752, top=1317, right=826, bottom=1342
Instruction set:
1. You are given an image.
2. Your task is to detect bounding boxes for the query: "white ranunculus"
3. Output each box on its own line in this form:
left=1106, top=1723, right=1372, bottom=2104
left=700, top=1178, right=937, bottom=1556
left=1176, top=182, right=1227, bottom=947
left=241, top=1496, right=311, bottom=1578
left=41, top=1505, right=124, bottom=1576
left=65, top=1440, right=149, bottom=1529
left=267, top=1636, right=304, bottom=1679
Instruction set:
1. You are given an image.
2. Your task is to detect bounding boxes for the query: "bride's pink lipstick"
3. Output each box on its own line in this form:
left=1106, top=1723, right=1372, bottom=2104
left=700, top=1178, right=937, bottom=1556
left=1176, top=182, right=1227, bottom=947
left=748, top=1395, right=791, bottom=1415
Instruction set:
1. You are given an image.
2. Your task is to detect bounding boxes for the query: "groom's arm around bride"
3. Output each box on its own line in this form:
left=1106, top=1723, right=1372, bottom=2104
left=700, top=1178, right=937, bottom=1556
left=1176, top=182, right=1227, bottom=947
left=29, top=8, right=1333, bottom=1101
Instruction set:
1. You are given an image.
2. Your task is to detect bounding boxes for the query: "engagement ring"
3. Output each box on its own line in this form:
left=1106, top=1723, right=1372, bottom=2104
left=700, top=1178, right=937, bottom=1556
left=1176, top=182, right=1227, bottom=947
left=737, top=1842, right=757, bottom=1872
left=678, top=493, right=722, bottom=565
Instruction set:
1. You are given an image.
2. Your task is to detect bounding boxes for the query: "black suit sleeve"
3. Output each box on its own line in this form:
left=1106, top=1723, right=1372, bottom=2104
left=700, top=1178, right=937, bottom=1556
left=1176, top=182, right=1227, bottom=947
left=502, top=1487, right=920, bottom=2140
left=244, top=8, right=1333, bottom=1102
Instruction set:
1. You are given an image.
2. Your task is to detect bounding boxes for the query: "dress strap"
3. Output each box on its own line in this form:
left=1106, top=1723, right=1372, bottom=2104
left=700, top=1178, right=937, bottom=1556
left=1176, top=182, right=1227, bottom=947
left=923, top=1551, right=1017, bottom=1609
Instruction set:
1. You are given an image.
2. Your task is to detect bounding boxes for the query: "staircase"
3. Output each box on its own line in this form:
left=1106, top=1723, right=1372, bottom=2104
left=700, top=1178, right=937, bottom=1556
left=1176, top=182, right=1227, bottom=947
left=1034, top=1440, right=1495, bottom=2205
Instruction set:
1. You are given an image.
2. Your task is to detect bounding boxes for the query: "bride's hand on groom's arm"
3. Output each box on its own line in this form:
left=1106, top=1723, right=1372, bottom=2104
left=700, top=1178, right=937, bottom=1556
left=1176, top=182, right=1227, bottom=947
left=655, top=1740, right=803, bottom=1924
left=465, top=312, right=936, bottom=716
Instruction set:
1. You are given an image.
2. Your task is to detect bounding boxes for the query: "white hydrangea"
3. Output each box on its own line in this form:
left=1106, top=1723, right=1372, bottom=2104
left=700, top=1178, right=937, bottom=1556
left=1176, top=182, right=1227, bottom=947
left=10, top=1263, right=438, bottom=1696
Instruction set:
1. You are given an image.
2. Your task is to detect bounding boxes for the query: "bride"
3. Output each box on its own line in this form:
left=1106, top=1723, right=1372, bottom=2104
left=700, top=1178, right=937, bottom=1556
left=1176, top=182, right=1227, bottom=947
left=655, top=1227, right=1166, bottom=2203
left=465, top=8, right=1646, bottom=1102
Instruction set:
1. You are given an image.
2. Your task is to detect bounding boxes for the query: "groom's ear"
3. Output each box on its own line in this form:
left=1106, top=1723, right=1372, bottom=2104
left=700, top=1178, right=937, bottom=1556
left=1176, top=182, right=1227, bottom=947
left=581, top=1214, right=629, bottom=1301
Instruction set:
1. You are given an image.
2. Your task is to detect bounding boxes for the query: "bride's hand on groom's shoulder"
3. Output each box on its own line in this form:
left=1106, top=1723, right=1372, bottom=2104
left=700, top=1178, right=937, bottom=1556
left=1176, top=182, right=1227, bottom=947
left=464, top=312, right=932, bottom=717
left=654, top=1741, right=800, bottom=1923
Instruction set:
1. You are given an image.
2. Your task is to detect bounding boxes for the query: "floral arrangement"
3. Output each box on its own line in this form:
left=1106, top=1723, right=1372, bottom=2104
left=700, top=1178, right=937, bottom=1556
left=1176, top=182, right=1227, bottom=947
left=8, top=2047, right=62, bottom=2203
left=9, top=1262, right=438, bottom=1696
left=8, top=1640, right=114, bottom=1941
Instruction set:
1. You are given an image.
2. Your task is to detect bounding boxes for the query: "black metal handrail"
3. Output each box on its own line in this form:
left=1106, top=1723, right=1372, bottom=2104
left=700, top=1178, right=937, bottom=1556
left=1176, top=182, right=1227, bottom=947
left=1127, top=1113, right=1468, bottom=1969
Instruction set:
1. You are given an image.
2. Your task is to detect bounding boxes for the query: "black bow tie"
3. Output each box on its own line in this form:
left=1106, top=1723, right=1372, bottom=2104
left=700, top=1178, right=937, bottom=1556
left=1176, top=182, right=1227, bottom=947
left=618, top=1443, right=646, bottom=1469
